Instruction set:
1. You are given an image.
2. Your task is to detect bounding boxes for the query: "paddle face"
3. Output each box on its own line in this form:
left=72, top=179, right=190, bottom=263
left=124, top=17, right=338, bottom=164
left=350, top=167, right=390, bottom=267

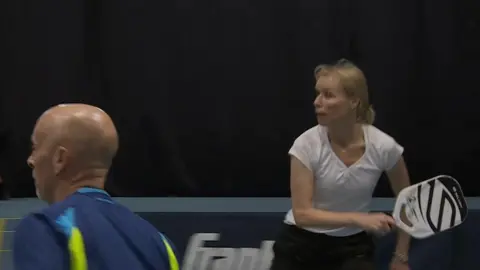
left=392, top=175, right=468, bottom=239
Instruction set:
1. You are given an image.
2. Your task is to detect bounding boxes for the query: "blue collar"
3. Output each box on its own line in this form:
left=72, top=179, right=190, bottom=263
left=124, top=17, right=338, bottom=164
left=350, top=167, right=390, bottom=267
left=77, top=187, right=114, bottom=204
left=77, top=187, right=111, bottom=197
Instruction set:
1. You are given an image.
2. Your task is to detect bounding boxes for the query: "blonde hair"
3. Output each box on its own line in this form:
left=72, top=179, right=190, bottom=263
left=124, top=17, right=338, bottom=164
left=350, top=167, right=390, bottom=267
left=314, top=59, right=375, bottom=124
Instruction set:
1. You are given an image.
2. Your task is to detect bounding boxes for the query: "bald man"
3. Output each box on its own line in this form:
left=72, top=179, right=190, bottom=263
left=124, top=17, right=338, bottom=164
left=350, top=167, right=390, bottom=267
left=13, top=104, right=179, bottom=270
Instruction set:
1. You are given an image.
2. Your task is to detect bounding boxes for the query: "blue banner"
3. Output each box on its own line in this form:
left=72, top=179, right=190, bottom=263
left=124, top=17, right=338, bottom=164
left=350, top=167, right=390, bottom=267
left=1, top=198, right=480, bottom=269
left=139, top=212, right=478, bottom=270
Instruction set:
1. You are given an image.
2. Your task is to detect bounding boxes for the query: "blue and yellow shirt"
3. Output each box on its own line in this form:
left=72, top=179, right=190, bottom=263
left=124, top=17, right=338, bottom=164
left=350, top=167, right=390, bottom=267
left=13, top=188, right=179, bottom=270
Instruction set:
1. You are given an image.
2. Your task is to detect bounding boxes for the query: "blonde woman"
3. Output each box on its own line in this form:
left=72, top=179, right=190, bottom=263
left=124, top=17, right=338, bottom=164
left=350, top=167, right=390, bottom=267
left=270, top=60, right=411, bottom=270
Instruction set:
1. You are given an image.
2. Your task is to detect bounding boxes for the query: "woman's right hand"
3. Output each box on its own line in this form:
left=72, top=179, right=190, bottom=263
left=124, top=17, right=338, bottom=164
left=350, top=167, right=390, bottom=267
left=352, top=213, right=396, bottom=234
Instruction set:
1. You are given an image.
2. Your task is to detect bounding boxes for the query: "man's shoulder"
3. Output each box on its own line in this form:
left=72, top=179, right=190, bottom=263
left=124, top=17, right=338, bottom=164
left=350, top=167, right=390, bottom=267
left=18, top=196, right=87, bottom=236
left=120, top=208, right=161, bottom=235
left=14, top=211, right=56, bottom=240
left=39, top=196, right=79, bottom=219
left=17, top=199, right=71, bottom=224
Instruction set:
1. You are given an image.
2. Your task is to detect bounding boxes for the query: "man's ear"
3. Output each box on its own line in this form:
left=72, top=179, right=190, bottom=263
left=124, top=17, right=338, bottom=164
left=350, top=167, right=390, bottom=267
left=52, top=146, right=68, bottom=175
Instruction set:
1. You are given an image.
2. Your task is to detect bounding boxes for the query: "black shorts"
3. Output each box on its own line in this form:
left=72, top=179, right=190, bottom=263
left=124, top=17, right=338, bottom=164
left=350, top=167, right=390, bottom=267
left=270, top=224, right=375, bottom=270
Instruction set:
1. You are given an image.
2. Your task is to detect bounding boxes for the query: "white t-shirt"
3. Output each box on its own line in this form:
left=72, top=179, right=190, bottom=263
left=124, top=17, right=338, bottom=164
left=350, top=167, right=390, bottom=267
left=284, top=124, right=404, bottom=236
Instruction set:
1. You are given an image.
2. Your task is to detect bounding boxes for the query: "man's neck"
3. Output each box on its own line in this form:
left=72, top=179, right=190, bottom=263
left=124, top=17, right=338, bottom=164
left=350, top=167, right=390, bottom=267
left=51, top=181, right=105, bottom=204
left=50, top=170, right=107, bottom=204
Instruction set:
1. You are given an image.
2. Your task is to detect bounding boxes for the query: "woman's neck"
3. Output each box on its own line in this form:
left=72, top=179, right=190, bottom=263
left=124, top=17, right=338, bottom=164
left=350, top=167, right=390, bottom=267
left=327, top=122, right=364, bottom=147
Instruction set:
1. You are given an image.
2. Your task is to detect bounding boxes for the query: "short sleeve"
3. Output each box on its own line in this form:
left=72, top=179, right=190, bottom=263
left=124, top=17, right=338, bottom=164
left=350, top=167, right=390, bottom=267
left=288, top=132, right=315, bottom=171
left=13, top=214, right=68, bottom=270
left=383, top=139, right=404, bottom=171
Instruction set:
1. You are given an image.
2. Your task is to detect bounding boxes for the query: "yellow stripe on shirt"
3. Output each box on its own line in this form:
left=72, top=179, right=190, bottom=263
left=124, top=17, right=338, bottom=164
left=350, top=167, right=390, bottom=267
left=161, top=235, right=179, bottom=270
left=68, top=227, right=88, bottom=270
left=56, top=208, right=88, bottom=270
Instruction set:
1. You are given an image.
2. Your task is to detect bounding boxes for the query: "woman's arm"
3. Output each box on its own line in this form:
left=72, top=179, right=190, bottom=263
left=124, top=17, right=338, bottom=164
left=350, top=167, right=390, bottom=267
left=290, top=156, right=358, bottom=228
left=386, top=156, right=411, bottom=259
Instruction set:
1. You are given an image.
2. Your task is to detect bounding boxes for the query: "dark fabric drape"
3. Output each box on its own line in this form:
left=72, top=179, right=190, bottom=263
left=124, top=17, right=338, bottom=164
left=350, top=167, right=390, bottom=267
left=0, top=0, right=478, bottom=197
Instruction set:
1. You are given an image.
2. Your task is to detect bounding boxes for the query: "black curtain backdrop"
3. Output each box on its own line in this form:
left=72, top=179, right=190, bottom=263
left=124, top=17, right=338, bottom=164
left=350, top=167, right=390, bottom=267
left=0, top=0, right=478, bottom=197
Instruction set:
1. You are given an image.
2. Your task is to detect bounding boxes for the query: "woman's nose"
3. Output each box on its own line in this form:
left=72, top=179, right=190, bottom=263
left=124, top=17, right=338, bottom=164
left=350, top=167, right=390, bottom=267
left=313, top=95, right=322, bottom=107
left=27, top=157, right=34, bottom=168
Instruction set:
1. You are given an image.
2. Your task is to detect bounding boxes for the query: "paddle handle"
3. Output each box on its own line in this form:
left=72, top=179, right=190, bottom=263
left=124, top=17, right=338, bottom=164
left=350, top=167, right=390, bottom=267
left=392, top=191, right=417, bottom=235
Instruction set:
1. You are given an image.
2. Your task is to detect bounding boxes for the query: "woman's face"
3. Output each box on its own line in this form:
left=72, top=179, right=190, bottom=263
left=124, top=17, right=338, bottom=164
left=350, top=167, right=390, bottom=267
left=313, top=74, right=355, bottom=126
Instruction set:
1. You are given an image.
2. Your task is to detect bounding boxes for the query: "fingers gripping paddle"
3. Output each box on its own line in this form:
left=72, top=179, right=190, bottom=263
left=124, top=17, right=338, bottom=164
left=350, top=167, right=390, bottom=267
left=392, top=175, right=468, bottom=239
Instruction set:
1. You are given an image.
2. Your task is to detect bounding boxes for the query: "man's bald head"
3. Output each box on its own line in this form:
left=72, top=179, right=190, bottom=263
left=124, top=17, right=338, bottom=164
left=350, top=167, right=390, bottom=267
left=28, top=103, right=118, bottom=203
left=36, top=103, right=118, bottom=169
